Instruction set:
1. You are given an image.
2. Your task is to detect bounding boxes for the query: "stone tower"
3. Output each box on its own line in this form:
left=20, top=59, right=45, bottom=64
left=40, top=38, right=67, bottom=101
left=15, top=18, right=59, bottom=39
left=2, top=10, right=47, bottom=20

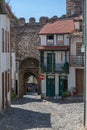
left=0, top=0, right=6, bottom=14
left=66, top=0, right=83, bottom=16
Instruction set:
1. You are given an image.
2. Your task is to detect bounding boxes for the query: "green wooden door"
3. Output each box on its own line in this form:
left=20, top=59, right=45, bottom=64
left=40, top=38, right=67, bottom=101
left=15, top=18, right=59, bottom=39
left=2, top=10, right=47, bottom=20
left=47, top=53, right=55, bottom=72
left=46, top=75, right=55, bottom=97
left=47, top=53, right=52, bottom=72
left=59, top=76, right=67, bottom=96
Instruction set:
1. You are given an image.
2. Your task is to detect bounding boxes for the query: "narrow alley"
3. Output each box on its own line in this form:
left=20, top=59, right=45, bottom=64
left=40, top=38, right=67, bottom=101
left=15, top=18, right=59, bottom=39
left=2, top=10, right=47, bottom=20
left=0, top=94, right=84, bottom=130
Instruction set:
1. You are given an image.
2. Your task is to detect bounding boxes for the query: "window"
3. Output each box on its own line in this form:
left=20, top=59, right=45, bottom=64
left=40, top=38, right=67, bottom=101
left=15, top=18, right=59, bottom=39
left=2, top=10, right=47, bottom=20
left=61, top=53, right=63, bottom=62
left=8, top=32, right=9, bottom=52
left=67, top=9, right=71, bottom=15
left=57, top=35, right=64, bottom=45
left=47, top=34, right=54, bottom=45
left=2, top=28, right=4, bottom=52
left=5, top=31, right=7, bottom=52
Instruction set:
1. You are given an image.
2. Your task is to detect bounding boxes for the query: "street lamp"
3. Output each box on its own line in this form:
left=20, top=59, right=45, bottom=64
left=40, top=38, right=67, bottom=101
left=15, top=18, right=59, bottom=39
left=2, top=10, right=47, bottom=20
left=83, top=0, right=87, bottom=128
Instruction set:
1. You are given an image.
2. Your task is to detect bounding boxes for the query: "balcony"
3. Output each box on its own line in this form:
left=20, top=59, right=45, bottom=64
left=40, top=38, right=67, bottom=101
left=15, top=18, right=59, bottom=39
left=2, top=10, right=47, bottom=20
left=70, top=55, right=84, bottom=66
left=40, top=62, right=69, bottom=74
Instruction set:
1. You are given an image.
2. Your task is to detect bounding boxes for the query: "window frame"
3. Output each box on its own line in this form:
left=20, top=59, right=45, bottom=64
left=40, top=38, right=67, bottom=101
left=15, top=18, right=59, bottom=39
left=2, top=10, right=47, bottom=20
left=2, top=28, right=4, bottom=52
left=56, top=35, right=64, bottom=45
left=47, top=34, right=54, bottom=45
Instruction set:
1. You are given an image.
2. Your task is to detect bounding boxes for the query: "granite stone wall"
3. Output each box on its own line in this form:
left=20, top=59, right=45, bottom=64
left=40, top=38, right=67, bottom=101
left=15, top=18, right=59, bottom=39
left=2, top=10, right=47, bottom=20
left=66, top=0, right=83, bottom=16
left=11, top=16, right=59, bottom=97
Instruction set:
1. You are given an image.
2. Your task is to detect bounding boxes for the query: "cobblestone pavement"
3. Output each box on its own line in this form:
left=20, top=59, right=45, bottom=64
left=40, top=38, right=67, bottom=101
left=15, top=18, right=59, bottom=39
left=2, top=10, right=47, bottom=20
left=0, top=94, right=85, bottom=130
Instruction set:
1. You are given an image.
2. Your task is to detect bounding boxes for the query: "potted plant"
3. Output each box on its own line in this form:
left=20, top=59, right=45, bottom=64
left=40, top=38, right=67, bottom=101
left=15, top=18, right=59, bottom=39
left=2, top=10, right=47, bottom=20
left=72, top=87, right=77, bottom=96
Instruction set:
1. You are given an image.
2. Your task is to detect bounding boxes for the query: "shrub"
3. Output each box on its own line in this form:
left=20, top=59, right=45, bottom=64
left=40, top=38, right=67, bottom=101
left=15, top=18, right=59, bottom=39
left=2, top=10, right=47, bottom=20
left=11, top=90, right=16, bottom=100
left=61, top=91, right=71, bottom=100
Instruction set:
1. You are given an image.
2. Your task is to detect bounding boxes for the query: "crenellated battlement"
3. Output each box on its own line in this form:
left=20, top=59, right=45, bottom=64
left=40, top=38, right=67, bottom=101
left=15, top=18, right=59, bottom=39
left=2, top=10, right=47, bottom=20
left=17, top=16, right=59, bottom=25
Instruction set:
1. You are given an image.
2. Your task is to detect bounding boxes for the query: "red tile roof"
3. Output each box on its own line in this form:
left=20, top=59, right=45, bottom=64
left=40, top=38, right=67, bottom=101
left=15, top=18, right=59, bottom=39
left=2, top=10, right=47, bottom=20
left=37, top=46, right=70, bottom=51
left=39, top=19, right=75, bottom=34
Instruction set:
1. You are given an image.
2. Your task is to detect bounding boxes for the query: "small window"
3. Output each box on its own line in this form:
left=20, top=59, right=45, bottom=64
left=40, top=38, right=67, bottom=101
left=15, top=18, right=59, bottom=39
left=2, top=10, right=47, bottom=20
left=8, top=32, right=9, bottom=52
left=67, top=9, right=71, bottom=15
left=47, top=34, right=54, bottom=45
left=5, top=31, right=7, bottom=52
left=57, top=35, right=64, bottom=45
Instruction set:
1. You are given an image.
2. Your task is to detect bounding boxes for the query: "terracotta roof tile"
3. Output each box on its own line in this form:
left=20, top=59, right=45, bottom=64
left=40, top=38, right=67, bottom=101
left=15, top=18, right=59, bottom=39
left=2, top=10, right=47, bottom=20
left=39, top=19, right=75, bottom=34
left=37, top=46, right=70, bottom=51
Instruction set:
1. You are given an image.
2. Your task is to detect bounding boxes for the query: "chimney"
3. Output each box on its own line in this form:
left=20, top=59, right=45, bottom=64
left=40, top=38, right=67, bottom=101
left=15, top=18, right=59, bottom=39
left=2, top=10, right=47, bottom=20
left=0, top=0, right=6, bottom=14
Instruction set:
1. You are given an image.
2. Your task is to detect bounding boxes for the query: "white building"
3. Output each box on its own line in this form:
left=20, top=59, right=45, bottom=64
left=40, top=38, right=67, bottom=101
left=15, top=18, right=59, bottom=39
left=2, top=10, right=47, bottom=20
left=38, top=17, right=83, bottom=98
left=0, top=14, right=11, bottom=111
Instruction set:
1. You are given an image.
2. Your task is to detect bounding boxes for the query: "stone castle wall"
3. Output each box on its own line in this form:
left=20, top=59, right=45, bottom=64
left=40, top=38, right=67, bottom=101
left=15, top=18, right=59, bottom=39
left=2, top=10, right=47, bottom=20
left=66, top=0, right=83, bottom=16
left=11, top=16, right=59, bottom=61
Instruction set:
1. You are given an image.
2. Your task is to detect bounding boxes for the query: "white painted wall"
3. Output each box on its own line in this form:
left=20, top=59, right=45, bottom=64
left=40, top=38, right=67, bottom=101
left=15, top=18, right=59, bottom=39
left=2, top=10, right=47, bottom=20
left=41, top=74, right=46, bottom=96
left=68, top=67, right=75, bottom=91
left=0, top=14, right=10, bottom=111
left=40, top=35, right=46, bottom=46
left=12, top=53, right=16, bottom=89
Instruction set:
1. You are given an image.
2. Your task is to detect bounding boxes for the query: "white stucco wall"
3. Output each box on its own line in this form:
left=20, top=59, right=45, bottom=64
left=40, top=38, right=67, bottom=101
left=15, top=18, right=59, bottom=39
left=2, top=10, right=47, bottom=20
left=0, top=14, right=10, bottom=111
left=41, top=74, right=46, bottom=96
left=68, top=67, right=75, bottom=91
left=40, top=35, right=46, bottom=46
left=12, top=53, right=16, bottom=89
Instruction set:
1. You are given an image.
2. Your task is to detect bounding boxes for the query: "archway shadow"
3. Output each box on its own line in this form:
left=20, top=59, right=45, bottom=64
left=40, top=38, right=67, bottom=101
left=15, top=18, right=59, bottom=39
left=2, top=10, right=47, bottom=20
left=0, top=107, right=51, bottom=130
left=12, top=94, right=41, bottom=105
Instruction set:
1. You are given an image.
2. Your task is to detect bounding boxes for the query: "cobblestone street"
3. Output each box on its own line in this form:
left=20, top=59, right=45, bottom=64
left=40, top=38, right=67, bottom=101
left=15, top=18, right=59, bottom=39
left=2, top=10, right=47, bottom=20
left=0, top=94, right=85, bottom=130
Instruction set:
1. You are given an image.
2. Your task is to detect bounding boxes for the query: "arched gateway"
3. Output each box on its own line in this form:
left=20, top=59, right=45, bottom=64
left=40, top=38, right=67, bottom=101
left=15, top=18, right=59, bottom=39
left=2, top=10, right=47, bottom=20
left=19, top=57, right=40, bottom=97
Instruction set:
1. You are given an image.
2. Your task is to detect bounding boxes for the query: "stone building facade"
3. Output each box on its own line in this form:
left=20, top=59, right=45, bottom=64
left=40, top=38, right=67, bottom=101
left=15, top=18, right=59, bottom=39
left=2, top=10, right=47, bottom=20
left=66, top=0, right=83, bottom=16
left=11, top=16, right=59, bottom=97
left=10, top=0, right=83, bottom=97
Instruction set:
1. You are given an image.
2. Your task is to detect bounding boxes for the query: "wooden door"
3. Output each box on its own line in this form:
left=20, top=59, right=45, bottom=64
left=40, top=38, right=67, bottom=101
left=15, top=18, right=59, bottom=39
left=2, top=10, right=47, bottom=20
left=76, top=69, right=84, bottom=95
left=59, top=76, right=67, bottom=96
left=46, top=75, right=55, bottom=97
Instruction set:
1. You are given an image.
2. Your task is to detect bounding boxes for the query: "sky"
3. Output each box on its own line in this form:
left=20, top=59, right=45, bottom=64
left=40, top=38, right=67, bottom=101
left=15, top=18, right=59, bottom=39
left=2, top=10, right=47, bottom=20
left=6, top=0, right=66, bottom=22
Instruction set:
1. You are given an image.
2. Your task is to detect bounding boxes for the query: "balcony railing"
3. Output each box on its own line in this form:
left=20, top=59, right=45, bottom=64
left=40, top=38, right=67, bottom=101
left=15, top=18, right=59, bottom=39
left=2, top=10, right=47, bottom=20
left=70, top=55, right=84, bottom=66
left=40, top=62, right=69, bottom=74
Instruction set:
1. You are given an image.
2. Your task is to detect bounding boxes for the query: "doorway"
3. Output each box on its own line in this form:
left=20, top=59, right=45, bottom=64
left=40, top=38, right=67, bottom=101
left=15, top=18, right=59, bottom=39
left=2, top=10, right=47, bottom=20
left=59, top=76, right=68, bottom=96
left=46, top=75, right=55, bottom=97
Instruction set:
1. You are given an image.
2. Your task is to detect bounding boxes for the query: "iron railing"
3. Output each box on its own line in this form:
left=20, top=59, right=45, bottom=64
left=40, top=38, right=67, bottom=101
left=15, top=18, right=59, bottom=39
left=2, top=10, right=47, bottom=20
left=40, top=62, right=69, bottom=74
left=70, top=55, right=84, bottom=66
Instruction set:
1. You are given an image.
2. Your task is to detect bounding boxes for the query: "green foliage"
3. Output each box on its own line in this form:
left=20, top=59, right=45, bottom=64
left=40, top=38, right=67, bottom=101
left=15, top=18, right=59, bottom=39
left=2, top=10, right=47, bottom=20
left=11, top=90, right=16, bottom=100
left=61, top=91, right=71, bottom=100
left=40, top=93, right=44, bottom=99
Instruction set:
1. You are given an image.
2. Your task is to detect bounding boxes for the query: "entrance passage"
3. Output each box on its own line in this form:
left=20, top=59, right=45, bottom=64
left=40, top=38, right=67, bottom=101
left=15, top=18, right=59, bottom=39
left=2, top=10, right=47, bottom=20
left=76, top=69, right=84, bottom=95
left=26, top=76, right=38, bottom=93
left=59, top=76, right=67, bottom=96
left=46, top=75, right=55, bottom=97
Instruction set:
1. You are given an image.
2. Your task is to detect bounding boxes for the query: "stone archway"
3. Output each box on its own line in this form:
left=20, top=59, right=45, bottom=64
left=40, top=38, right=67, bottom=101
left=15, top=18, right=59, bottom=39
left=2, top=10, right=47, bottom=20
left=19, top=57, right=40, bottom=97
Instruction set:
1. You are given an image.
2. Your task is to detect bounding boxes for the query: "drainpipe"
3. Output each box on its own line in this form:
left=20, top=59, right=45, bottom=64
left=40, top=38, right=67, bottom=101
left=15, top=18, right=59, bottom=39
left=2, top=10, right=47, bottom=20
left=83, top=0, right=87, bottom=128
left=65, top=51, right=67, bottom=63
